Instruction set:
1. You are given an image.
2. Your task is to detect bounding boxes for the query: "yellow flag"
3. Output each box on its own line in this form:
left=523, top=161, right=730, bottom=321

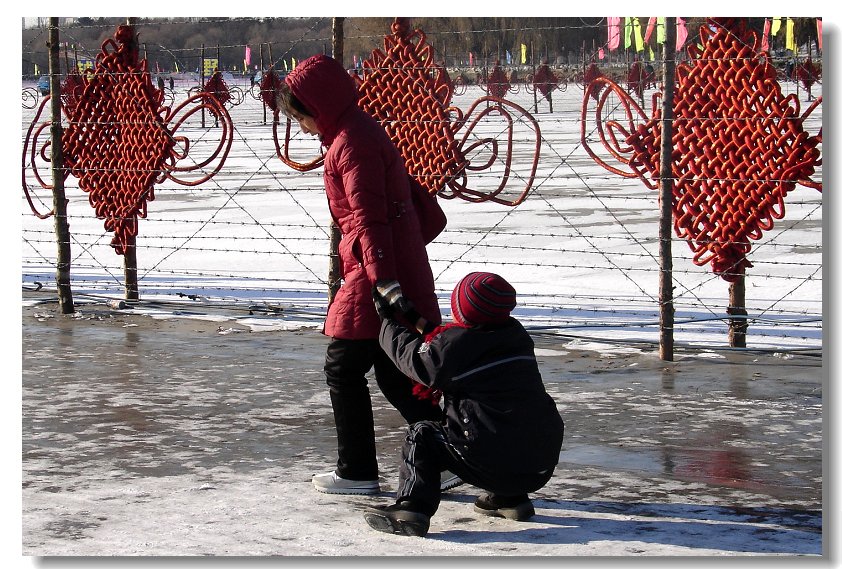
left=632, top=17, right=644, bottom=51
left=786, top=18, right=796, bottom=51
left=521, top=43, right=527, bottom=64
left=771, top=17, right=781, bottom=35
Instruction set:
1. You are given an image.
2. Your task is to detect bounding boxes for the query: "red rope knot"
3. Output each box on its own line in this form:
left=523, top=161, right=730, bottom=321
left=581, top=17, right=822, bottom=282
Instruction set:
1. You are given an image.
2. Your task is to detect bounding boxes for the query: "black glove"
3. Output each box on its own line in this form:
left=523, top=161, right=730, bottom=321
left=372, top=280, right=413, bottom=320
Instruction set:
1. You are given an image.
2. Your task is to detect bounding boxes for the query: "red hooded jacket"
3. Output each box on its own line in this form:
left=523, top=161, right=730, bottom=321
left=285, top=55, right=441, bottom=339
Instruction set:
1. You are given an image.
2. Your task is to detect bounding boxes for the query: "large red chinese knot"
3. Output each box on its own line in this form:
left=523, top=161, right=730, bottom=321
left=269, top=17, right=541, bottom=206
left=581, top=18, right=822, bottom=281
left=61, top=26, right=175, bottom=254
left=22, top=25, right=233, bottom=255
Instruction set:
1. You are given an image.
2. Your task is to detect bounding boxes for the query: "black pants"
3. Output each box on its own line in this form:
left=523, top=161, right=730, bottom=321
left=324, top=338, right=443, bottom=480
left=396, top=420, right=555, bottom=517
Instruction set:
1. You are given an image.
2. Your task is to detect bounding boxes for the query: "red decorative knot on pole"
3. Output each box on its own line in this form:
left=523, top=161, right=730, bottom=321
left=485, top=60, right=511, bottom=99
left=583, top=63, right=605, bottom=101
left=581, top=17, right=822, bottom=282
left=265, top=17, right=541, bottom=207
left=201, top=70, right=232, bottom=110
left=22, top=23, right=234, bottom=256
left=532, top=63, right=559, bottom=99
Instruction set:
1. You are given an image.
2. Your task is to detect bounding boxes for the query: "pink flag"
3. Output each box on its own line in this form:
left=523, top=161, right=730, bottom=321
left=761, top=19, right=770, bottom=53
left=469, top=52, right=474, bottom=66
left=644, top=17, right=657, bottom=43
left=244, top=45, right=251, bottom=66
left=598, top=47, right=605, bottom=60
left=608, top=17, right=621, bottom=51
left=676, top=17, right=688, bottom=52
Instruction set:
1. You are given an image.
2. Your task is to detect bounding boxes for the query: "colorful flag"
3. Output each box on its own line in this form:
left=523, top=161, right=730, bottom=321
left=644, top=17, right=656, bottom=43
left=657, top=17, right=665, bottom=43
left=469, top=52, right=474, bottom=66
left=245, top=45, right=251, bottom=66
left=676, top=17, right=688, bottom=52
left=521, top=43, right=527, bottom=64
left=608, top=17, right=621, bottom=51
left=632, top=17, right=644, bottom=52
left=771, top=17, right=781, bottom=36
left=506, top=50, right=511, bottom=65
left=786, top=18, right=796, bottom=52
left=598, top=47, right=605, bottom=60
left=761, top=19, right=770, bottom=53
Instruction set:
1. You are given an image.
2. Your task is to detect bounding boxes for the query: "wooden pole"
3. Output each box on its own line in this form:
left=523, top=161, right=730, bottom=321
left=658, top=18, right=676, bottom=361
left=728, top=273, right=748, bottom=348
left=201, top=44, right=206, bottom=128
left=48, top=17, right=74, bottom=314
left=327, top=17, right=344, bottom=304
left=124, top=19, right=139, bottom=300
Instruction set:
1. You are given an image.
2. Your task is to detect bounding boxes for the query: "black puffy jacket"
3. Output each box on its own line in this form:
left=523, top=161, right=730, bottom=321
left=379, top=317, right=564, bottom=475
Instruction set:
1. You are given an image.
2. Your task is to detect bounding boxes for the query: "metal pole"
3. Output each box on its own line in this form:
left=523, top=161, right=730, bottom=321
left=48, top=17, right=74, bottom=314
left=327, top=17, right=344, bottom=304
left=658, top=18, right=676, bottom=361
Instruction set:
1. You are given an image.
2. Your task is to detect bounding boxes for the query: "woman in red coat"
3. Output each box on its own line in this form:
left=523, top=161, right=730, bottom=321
left=277, top=54, right=445, bottom=494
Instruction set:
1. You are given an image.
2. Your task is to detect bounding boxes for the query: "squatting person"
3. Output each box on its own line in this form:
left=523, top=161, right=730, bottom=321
left=364, top=271, right=565, bottom=536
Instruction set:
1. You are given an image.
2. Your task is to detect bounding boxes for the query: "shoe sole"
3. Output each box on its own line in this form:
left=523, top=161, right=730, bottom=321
left=313, top=485, right=380, bottom=495
left=440, top=477, right=464, bottom=491
left=473, top=502, right=535, bottom=521
left=363, top=511, right=429, bottom=537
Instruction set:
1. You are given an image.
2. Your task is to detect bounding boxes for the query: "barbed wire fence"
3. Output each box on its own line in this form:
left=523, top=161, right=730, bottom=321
left=21, top=17, right=822, bottom=355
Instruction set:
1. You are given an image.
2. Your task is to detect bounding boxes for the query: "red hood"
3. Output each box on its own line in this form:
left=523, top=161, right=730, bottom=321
left=284, top=54, right=358, bottom=145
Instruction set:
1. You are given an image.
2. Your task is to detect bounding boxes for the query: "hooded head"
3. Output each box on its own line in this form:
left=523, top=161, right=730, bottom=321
left=283, top=54, right=358, bottom=144
left=450, top=272, right=517, bottom=327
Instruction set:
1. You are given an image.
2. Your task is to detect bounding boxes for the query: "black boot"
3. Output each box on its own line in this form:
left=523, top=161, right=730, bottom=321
left=473, top=493, right=535, bottom=521
left=363, top=501, right=431, bottom=537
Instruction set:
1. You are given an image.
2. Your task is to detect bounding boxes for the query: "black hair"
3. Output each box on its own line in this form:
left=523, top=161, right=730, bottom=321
left=276, top=82, right=313, bottom=118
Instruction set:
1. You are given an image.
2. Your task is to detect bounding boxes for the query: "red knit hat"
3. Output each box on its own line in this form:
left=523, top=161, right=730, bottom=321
left=450, top=272, right=517, bottom=326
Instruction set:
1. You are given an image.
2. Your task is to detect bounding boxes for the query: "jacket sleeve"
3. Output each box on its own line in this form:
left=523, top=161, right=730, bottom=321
left=337, top=143, right=397, bottom=284
left=379, top=319, right=452, bottom=389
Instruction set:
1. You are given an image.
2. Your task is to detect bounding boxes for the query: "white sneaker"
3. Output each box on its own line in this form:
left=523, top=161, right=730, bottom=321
left=440, top=470, right=464, bottom=491
left=312, top=471, right=380, bottom=495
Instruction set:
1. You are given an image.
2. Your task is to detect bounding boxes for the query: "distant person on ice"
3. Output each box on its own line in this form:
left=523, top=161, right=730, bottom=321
left=364, top=272, right=565, bottom=537
left=275, top=54, right=449, bottom=495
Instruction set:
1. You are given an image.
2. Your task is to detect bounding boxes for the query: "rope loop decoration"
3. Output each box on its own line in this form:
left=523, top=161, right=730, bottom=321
left=581, top=17, right=822, bottom=282
left=21, top=24, right=233, bottom=255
